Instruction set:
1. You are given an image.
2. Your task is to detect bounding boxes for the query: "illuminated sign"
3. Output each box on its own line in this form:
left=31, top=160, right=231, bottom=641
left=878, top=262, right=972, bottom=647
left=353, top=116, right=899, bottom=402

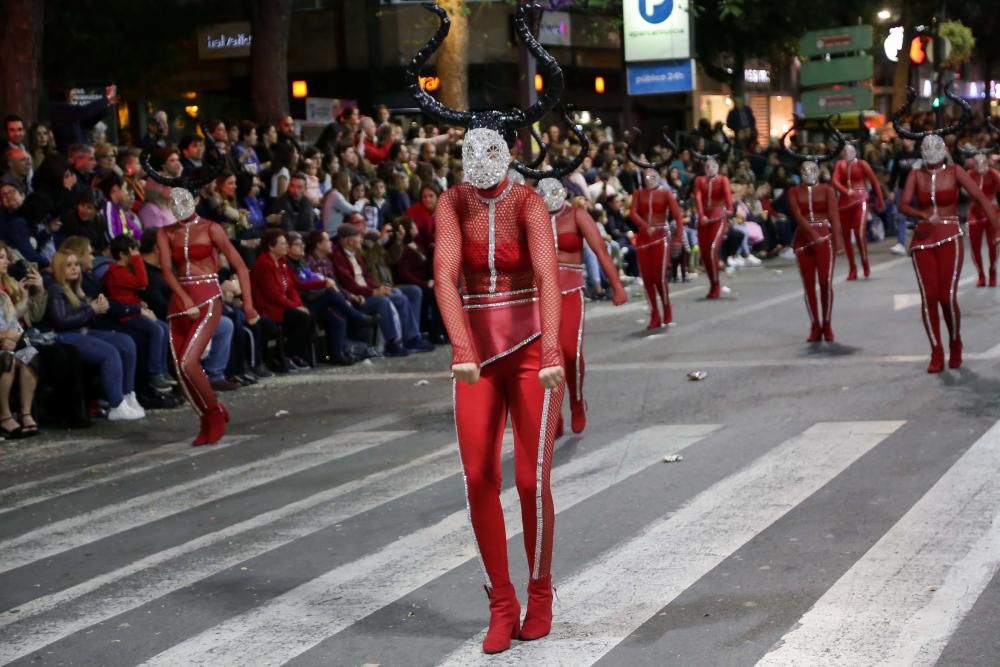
left=197, top=22, right=253, bottom=59
left=744, top=69, right=770, bottom=85
left=419, top=76, right=440, bottom=92
left=538, top=11, right=571, bottom=47
left=626, top=60, right=695, bottom=95
left=623, top=0, right=691, bottom=62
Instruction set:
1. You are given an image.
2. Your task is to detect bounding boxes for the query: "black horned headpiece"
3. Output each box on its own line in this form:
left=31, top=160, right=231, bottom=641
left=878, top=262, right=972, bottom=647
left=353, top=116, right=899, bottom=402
left=139, top=124, right=225, bottom=192
left=892, top=81, right=972, bottom=142
left=625, top=126, right=678, bottom=171
left=779, top=114, right=846, bottom=164
left=407, top=2, right=585, bottom=179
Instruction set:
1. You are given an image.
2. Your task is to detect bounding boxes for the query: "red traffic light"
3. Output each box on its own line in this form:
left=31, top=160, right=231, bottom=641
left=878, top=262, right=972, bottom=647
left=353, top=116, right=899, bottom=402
left=910, top=35, right=931, bottom=65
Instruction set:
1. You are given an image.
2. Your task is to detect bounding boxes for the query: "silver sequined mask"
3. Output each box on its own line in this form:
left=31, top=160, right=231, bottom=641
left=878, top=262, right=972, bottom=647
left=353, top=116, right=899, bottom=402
left=704, top=159, right=719, bottom=178
left=842, top=144, right=857, bottom=162
left=507, top=168, right=526, bottom=185
left=801, top=161, right=820, bottom=186
left=921, top=135, right=947, bottom=166
left=463, top=128, right=510, bottom=189
left=974, top=153, right=990, bottom=175
left=170, top=188, right=196, bottom=221
left=537, top=178, right=567, bottom=213
left=643, top=169, right=659, bottom=190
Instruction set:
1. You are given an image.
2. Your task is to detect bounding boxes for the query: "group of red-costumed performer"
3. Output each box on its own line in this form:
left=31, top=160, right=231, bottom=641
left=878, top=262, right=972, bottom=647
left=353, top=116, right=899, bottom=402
left=625, top=128, right=685, bottom=328
left=960, top=122, right=1000, bottom=287
left=140, top=134, right=259, bottom=445
left=409, top=3, right=587, bottom=654
left=781, top=116, right=845, bottom=342
left=537, top=177, right=626, bottom=437
left=892, top=84, right=1000, bottom=373
left=691, top=140, right=735, bottom=299
left=831, top=128, right=884, bottom=280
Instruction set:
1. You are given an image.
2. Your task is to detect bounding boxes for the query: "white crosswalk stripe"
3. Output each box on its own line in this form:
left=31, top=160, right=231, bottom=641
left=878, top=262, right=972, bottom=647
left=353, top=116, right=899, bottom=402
left=7, top=417, right=1000, bottom=666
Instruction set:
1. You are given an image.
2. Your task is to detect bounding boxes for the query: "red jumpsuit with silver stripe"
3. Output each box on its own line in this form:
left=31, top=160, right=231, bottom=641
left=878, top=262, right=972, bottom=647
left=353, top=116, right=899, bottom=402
left=693, top=173, right=733, bottom=299
left=788, top=182, right=840, bottom=339
left=832, top=157, right=884, bottom=279
left=965, top=166, right=1000, bottom=286
left=629, top=186, right=683, bottom=325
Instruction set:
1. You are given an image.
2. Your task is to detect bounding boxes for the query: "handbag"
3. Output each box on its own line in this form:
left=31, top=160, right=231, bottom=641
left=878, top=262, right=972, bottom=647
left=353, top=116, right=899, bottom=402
left=21, top=327, right=57, bottom=347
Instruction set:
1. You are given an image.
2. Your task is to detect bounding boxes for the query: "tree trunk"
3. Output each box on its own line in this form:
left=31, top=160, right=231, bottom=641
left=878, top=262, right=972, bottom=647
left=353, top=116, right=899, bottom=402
left=250, top=0, right=292, bottom=123
left=0, top=0, right=44, bottom=124
left=436, top=0, right=469, bottom=112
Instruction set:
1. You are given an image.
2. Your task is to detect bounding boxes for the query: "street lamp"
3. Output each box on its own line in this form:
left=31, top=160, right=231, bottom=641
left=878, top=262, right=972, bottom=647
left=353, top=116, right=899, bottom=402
left=877, top=8, right=892, bottom=21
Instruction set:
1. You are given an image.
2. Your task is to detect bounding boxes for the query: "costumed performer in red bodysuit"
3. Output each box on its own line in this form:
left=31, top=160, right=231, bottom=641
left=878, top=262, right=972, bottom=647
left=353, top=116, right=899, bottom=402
left=625, top=128, right=684, bottom=328
left=831, top=127, right=884, bottom=280
left=409, top=4, right=583, bottom=654
left=960, top=125, right=1000, bottom=287
left=892, top=84, right=1000, bottom=372
left=781, top=116, right=845, bottom=342
left=690, top=138, right=734, bottom=299
left=537, top=176, right=626, bottom=437
left=141, top=132, right=259, bottom=445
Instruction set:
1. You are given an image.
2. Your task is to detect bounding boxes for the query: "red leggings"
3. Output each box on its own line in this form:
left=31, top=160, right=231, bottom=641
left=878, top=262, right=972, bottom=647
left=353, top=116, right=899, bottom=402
left=454, top=340, right=565, bottom=587
left=796, top=237, right=834, bottom=329
left=697, top=221, right=725, bottom=296
left=912, top=237, right=963, bottom=350
left=559, top=289, right=586, bottom=414
left=168, top=286, right=222, bottom=417
left=840, top=200, right=869, bottom=275
left=637, top=237, right=671, bottom=324
left=968, top=219, right=997, bottom=282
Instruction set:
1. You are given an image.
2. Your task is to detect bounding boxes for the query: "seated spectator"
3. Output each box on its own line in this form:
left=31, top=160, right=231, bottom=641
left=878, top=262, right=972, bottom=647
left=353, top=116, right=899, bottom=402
left=0, top=245, right=41, bottom=437
left=362, top=179, right=389, bottom=232
left=199, top=171, right=248, bottom=241
left=3, top=147, right=33, bottom=195
left=94, top=143, right=121, bottom=178
left=269, top=142, right=299, bottom=200
left=97, top=171, right=142, bottom=240
left=300, top=149, right=328, bottom=207
left=61, top=188, right=107, bottom=253
left=359, top=116, right=394, bottom=166
left=403, top=184, right=438, bottom=250
left=179, top=134, right=205, bottom=173
left=137, top=229, right=169, bottom=320
left=330, top=223, right=431, bottom=356
left=28, top=122, right=58, bottom=173
left=101, top=235, right=175, bottom=391
left=138, top=183, right=175, bottom=230
left=392, top=217, right=445, bottom=343
left=385, top=171, right=412, bottom=219
left=46, top=248, right=143, bottom=421
left=120, top=149, right=145, bottom=212
left=251, top=229, right=315, bottom=372
left=269, top=173, right=318, bottom=233
left=233, top=121, right=261, bottom=176
left=0, top=182, right=50, bottom=268
left=604, top=194, right=638, bottom=276
left=321, top=171, right=366, bottom=234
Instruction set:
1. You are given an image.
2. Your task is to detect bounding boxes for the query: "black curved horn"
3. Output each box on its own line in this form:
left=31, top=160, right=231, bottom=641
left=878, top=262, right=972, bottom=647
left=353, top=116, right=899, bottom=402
left=526, top=126, right=549, bottom=169
left=690, top=132, right=730, bottom=162
left=892, top=82, right=972, bottom=142
left=780, top=115, right=843, bottom=164
left=660, top=126, right=678, bottom=155
left=499, top=3, right=564, bottom=132
left=512, top=107, right=588, bottom=180
left=891, top=87, right=927, bottom=141
left=140, top=122, right=224, bottom=191
left=625, top=127, right=670, bottom=170
left=406, top=4, right=474, bottom=128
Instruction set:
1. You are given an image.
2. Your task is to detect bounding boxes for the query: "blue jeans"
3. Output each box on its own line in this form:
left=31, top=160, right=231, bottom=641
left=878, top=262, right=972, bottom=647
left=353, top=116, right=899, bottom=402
left=582, top=243, right=604, bottom=289
left=392, top=285, right=422, bottom=339
left=204, top=313, right=234, bottom=383
left=889, top=190, right=908, bottom=244
left=116, top=316, right=169, bottom=375
left=57, top=329, right=136, bottom=406
left=359, top=294, right=401, bottom=342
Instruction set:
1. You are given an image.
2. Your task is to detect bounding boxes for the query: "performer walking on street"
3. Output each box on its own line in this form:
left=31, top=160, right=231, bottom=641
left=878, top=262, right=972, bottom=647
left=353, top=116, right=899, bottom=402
left=960, top=129, right=1000, bottom=287
left=832, top=126, right=885, bottom=280
left=537, top=177, right=626, bottom=437
left=691, top=138, right=734, bottom=298
left=409, top=3, right=582, bottom=654
left=626, top=129, right=684, bottom=327
left=893, top=85, right=1000, bottom=372
left=782, top=116, right=845, bottom=342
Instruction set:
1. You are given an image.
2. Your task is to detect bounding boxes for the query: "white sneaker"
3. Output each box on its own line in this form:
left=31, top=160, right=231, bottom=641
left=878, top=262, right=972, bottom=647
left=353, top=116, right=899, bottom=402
left=779, top=247, right=795, bottom=259
left=745, top=254, right=762, bottom=266
left=721, top=286, right=732, bottom=295
left=726, top=256, right=737, bottom=268
left=125, top=392, right=146, bottom=418
left=725, top=266, right=736, bottom=276
left=890, top=242, right=907, bottom=256
left=108, top=401, right=143, bottom=421
left=734, top=256, right=747, bottom=267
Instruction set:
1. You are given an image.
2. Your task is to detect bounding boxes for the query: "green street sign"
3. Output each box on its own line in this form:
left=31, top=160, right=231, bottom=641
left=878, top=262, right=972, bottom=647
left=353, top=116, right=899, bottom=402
left=801, top=55, right=874, bottom=87
left=801, top=87, right=874, bottom=117
left=799, top=25, right=873, bottom=58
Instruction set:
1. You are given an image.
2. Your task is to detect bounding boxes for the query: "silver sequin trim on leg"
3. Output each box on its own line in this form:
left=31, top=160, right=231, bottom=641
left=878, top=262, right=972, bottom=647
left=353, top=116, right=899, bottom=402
left=532, top=387, right=552, bottom=581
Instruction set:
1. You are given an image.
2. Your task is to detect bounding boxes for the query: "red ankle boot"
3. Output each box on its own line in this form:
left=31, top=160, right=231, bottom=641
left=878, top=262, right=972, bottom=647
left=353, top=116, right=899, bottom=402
left=846, top=266, right=857, bottom=281
left=990, top=269, right=997, bottom=287
left=822, top=322, right=835, bottom=343
left=482, top=583, right=521, bottom=654
left=949, top=340, right=963, bottom=369
left=204, top=404, right=228, bottom=445
left=191, top=415, right=210, bottom=447
left=645, top=313, right=662, bottom=330
left=807, top=324, right=821, bottom=343
left=520, top=576, right=554, bottom=641
left=661, top=304, right=673, bottom=326
left=927, top=346, right=945, bottom=373
left=862, top=260, right=871, bottom=279
left=977, top=274, right=987, bottom=288
left=570, top=400, right=587, bottom=434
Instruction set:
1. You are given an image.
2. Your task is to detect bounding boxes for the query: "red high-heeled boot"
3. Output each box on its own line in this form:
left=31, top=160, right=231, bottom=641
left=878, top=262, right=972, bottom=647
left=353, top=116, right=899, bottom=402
left=570, top=400, right=587, bottom=434
left=191, top=415, right=210, bottom=447
left=927, top=346, right=945, bottom=374
left=204, top=404, right=228, bottom=445
left=822, top=322, right=835, bottom=343
left=807, top=323, right=821, bottom=343
left=482, top=583, right=521, bottom=654
left=949, top=339, right=963, bottom=369
left=519, top=575, right=554, bottom=641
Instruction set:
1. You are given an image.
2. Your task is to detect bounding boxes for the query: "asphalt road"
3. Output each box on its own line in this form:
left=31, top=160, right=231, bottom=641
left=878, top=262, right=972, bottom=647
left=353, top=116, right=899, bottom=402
left=2, top=238, right=1000, bottom=666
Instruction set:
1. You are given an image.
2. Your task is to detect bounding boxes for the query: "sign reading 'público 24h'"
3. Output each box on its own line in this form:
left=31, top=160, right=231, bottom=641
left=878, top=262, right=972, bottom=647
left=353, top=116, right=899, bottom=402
left=623, top=0, right=691, bottom=62
left=626, top=60, right=696, bottom=96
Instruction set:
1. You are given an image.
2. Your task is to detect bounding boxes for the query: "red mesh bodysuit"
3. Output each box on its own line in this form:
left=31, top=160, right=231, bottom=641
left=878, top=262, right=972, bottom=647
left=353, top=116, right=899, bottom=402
left=832, top=158, right=884, bottom=280
left=434, top=179, right=565, bottom=592
left=630, top=187, right=683, bottom=326
left=900, top=163, right=998, bottom=371
left=553, top=205, right=625, bottom=435
left=158, top=218, right=256, bottom=444
left=965, top=166, right=1000, bottom=286
left=693, top=174, right=733, bottom=298
left=788, top=183, right=841, bottom=342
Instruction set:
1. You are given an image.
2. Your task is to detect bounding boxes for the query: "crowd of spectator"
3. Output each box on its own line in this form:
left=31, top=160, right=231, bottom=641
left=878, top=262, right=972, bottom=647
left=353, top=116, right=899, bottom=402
left=0, top=84, right=989, bottom=437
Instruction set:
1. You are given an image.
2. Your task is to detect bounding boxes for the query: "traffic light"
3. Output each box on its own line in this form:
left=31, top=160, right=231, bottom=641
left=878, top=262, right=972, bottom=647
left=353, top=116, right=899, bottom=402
left=910, top=35, right=931, bottom=65
left=931, top=95, right=944, bottom=108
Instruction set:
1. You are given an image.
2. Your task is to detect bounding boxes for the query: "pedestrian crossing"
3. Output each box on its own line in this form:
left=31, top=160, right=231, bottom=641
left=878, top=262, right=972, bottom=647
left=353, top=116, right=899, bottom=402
left=1, top=414, right=999, bottom=666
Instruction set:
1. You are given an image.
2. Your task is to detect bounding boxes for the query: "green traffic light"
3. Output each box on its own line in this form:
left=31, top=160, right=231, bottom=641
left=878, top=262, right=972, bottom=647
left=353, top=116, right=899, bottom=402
left=932, top=96, right=942, bottom=108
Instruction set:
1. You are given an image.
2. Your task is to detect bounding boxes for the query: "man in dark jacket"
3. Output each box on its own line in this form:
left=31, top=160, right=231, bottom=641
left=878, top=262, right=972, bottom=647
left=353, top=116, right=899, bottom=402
left=268, top=174, right=318, bottom=232
left=0, top=182, right=50, bottom=268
